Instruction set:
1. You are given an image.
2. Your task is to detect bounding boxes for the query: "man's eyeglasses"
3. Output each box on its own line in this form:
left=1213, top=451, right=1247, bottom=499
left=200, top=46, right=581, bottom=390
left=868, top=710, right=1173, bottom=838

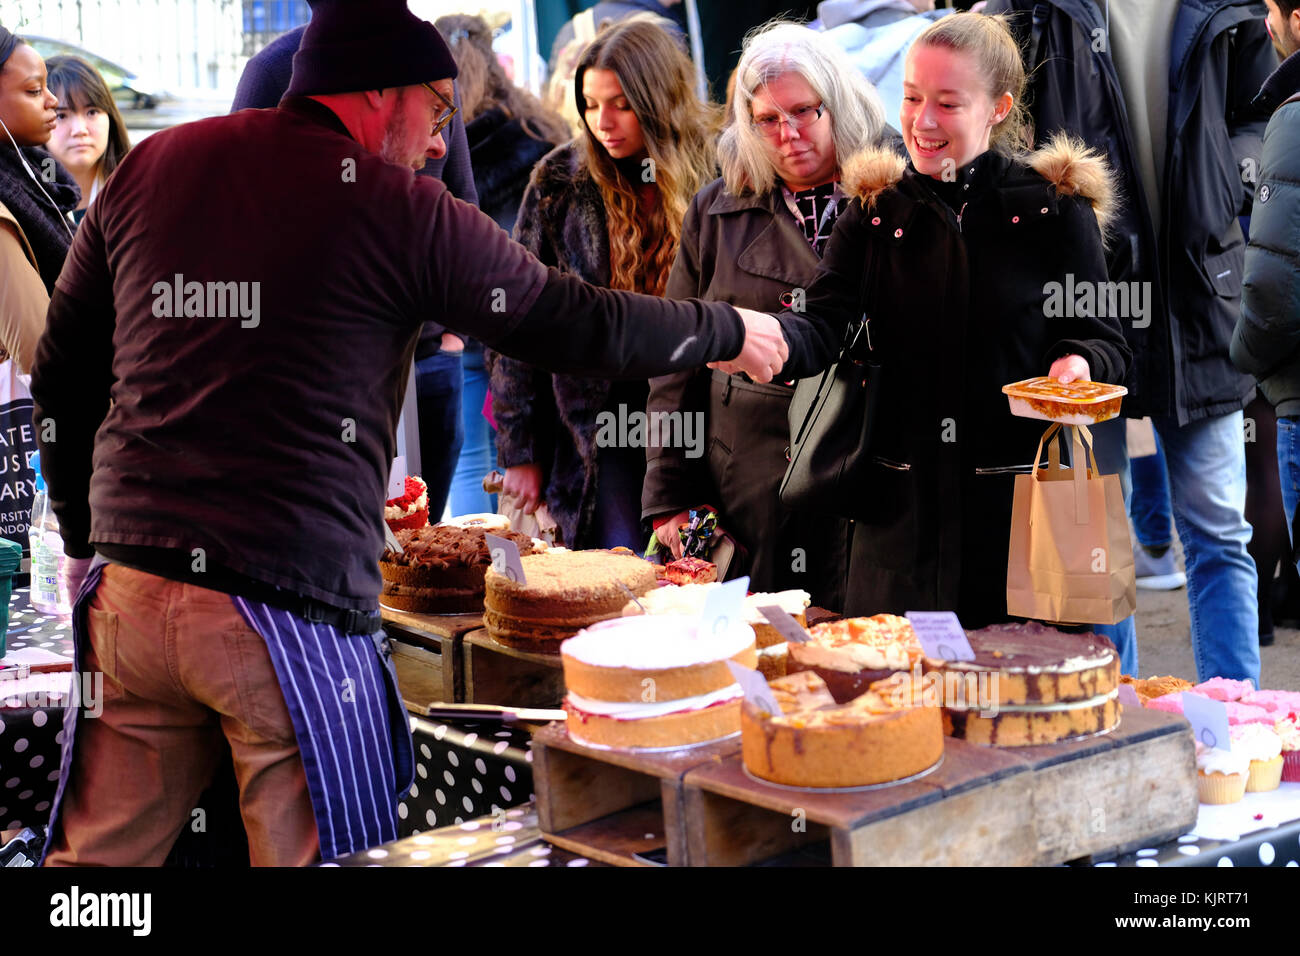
left=752, top=103, right=826, bottom=138
left=422, top=82, right=458, bottom=135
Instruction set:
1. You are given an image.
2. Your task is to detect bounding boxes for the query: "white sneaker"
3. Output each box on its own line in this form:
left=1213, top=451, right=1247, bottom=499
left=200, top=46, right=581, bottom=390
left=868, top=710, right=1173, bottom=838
left=1134, top=545, right=1186, bottom=590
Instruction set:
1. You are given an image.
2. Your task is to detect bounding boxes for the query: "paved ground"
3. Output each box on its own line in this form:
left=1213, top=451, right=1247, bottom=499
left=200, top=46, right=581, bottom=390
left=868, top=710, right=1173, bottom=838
left=1134, top=584, right=1299, bottom=690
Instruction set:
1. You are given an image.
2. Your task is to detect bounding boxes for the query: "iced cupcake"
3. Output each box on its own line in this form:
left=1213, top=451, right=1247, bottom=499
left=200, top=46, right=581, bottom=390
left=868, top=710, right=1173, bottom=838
left=1229, top=723, right=1284, bottom=792
left=1276, top=712, right=1300, bottom=783
left=1194, top=741, right=1249, bottom=804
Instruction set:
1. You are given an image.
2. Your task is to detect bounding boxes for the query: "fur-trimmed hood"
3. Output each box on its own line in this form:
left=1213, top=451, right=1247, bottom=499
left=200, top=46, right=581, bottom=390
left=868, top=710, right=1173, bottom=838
left=841, top=133, right=1117, bottom=238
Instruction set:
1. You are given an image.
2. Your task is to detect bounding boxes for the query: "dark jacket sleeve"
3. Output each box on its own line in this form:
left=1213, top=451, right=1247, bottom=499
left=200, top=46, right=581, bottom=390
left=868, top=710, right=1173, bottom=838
left=643, top=192, right=715, bottom=520
left=1041, top=198, right=1132, bottom=385
left=1232, top=102, right=1300, bottom=381
left=772, top=199, right=871, bottom=378
left=487, top=176, right=555, bottom=470
left=30, top=257, right=115, bottom=560
left=1228, top=19, right=1277, bottom=214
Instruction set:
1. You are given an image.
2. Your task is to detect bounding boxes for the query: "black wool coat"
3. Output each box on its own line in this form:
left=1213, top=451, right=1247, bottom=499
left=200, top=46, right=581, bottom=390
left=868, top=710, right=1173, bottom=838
left=805, top=141, right=1132, bottom=625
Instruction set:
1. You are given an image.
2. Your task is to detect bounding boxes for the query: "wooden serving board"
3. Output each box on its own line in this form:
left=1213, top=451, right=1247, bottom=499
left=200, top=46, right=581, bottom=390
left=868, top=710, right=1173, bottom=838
left=531, top=705, right=1198, bottom=866
left=380, top=608, right=485, bottom=709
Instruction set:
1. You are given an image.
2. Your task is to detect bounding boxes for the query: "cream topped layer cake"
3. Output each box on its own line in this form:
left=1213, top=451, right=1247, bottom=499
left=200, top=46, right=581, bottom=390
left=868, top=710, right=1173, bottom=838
left=925, top=623, right=1121, bottom=747
left=620, top=583, right=810, bottom=678
left=484, top=550, right=658, bottom=649
left=380, top=524, right=538, bottom=613
left=741, top=671, right=944, bottom=788
left=560, top=614, right=758, bottom=749
left=786, top=614, right=923, bottom=703
left=384, top=475, right=429, bottom=532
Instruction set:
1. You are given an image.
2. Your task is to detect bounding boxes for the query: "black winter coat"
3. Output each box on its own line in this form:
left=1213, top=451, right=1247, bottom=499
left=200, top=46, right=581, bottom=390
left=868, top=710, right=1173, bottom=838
left=1231, top=50, right=1300, bottom=416
left=643, top=178, right=850, bottom=607
left=466, top=107, right=558, bottom=235
left=486, top=142, right=643, bottom=549
left=986, top=0, right=1275, bottom=424
left=796, top=142, right=1131, bottom=625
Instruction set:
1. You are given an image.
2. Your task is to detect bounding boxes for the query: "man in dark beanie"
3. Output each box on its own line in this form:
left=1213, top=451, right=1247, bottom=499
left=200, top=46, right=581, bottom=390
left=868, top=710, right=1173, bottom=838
left=32, top=0, right=811, bottom=865
left=233, top=1, right=481, bottom=528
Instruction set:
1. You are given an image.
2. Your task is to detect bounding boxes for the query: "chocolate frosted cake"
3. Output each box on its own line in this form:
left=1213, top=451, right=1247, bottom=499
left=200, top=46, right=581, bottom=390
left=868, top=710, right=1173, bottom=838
left=380, top=524, right=537, bottom=614
left=923, top=622, right=1120, bottom=747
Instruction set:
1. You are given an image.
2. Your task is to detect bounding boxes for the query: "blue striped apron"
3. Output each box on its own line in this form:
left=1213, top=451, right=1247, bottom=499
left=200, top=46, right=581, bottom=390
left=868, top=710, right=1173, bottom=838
left=41, top=557, right=414, bottom=863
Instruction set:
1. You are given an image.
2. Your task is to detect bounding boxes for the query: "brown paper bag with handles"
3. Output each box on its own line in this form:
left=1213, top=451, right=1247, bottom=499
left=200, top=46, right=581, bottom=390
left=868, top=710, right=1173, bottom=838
left=1006, top=423, right=1137, bottom=625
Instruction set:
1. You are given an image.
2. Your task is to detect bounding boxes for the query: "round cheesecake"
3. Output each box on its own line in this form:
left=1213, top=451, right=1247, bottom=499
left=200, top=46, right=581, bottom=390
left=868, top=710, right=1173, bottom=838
left=741, top=671, right=944, bottom=788
left=484, top=550, right=658, bottom=649
left=561, top=614, right=758, bottom=749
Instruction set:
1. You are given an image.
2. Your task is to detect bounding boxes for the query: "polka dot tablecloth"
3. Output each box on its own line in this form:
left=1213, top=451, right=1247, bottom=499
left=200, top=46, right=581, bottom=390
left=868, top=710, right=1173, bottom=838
left=323, top=805, right=605, bottom=868
left=0, top=589, right=74, bottom=834
left=399, top=716, right=534, bottom=837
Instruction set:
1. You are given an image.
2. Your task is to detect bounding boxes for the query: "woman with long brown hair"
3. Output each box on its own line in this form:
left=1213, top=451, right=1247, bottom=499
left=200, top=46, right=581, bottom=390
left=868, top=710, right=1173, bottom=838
left=487, top=14, right=720, bottom=548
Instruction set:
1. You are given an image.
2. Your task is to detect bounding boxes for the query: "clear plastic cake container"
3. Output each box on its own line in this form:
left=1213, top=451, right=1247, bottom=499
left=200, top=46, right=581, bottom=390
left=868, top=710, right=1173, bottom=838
left=1002, top=377, right=1127, bottom=425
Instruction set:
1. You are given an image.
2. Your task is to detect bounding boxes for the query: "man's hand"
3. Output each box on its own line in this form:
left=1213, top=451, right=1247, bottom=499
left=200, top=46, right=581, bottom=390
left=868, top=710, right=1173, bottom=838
left=1049, top=354, right=1091, bottom=384
left=708, top=307, right=789, bottom=383
left=440, top=333, right=465, bottom=353
left=502, top=463, right=544, bottom=515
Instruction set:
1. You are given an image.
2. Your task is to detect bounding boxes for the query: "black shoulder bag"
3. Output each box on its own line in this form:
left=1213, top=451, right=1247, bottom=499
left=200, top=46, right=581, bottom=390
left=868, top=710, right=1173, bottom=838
left=779, top=250, right=884, bottom=520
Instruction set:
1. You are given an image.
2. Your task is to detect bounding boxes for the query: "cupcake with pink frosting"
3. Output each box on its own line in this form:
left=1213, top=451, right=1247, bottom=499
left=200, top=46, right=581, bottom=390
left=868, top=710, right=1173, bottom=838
left=1229, top=723, right=1284, bottom=792
left=1194, top=741, right=1249, bottom=804
left=1276, top=712, right=1300, bottom=783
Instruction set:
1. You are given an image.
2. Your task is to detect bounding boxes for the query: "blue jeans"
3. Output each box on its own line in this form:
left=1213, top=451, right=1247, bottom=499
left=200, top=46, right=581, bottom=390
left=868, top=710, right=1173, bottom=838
left=415, top=350, right=464, bottom=521
left=1130, top=437, right=1174, bottom=549
left=1277, top=417, right=1300, bottom=566
left=449, top=348, right=498, bottom=515
left=1091, top=413, right=1259, bottom=685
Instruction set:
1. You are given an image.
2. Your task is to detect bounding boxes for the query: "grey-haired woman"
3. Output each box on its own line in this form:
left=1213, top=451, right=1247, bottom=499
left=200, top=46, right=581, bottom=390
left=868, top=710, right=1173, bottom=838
left=643, top=21, right=892, bottom=607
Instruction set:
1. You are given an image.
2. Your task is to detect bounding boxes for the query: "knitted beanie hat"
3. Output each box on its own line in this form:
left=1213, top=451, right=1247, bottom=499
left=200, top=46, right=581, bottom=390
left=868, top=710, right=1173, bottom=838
left=285, top=0, right=458, bottom=98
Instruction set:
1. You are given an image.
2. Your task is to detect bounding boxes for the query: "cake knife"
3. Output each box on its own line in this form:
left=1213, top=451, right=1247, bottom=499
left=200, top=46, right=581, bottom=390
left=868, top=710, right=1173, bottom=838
left=423, top=703, right=567, bottom=723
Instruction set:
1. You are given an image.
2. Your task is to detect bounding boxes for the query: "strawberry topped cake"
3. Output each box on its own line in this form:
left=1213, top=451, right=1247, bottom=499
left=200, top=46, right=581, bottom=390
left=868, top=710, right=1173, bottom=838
left=385, top=475, right=429, bottom=532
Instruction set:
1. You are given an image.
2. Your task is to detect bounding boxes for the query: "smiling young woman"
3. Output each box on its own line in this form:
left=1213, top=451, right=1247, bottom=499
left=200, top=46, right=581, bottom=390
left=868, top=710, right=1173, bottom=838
left=768, top=12, right=1131, bottom=626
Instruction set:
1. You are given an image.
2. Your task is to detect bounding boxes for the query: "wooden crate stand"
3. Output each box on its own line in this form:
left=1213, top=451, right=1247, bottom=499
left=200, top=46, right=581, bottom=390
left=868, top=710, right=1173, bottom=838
left=462, top=629, right=567, bottom=708
left=680, top=706, right=1197, bottom=866
left=381, top=608, right=485, bottom=709
left=531, top=721, right=742, bottom=867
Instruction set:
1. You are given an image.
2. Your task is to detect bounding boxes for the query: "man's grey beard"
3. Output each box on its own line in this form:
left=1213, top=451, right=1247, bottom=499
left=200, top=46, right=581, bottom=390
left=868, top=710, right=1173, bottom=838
left=379, top=90, right=414, bottom=167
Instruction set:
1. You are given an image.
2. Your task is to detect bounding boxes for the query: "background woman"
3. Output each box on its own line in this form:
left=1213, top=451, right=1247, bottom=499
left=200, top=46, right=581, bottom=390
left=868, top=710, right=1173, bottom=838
left=0, top=25, right=77, bottom=373
left=643, top=21, right=890, bottom=605
left=46, top=54, right=131, bottom=224
left=785, top=12, right=1130, bottom=625
left=435, top=14, right=569, bottom=516
left=488, top=16, right=720, bottom=548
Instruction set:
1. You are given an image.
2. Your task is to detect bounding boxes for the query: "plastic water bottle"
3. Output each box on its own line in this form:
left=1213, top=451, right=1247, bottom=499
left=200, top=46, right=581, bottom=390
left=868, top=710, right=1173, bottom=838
left=29, top=452, right=71, bottom=618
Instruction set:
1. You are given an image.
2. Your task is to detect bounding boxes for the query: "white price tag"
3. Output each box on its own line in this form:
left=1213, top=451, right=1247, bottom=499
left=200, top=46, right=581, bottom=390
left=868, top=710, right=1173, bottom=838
left=484, top=533, right=527, bottom=584
left=726, top=660, right=782, bottom=715
left=757, top=605, right=810, bottom=643
left=387, top=456, right=407, bottom=500
left=1182, top=693, right=1231, bottom=751
left=906, top=611, right=976, bottom=662
left=700, top=577, right=748, bottom=638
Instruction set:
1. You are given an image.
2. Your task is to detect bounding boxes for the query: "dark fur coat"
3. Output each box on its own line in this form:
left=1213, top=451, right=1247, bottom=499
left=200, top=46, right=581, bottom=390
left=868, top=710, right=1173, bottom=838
left=486, top=142, right=645, bottom=548
left=467, top=107, right=557, bottom=235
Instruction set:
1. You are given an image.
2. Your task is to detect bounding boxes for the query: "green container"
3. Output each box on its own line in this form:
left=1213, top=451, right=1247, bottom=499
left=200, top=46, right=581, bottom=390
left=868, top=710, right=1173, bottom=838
left=0, top=538, right=22, bottom=659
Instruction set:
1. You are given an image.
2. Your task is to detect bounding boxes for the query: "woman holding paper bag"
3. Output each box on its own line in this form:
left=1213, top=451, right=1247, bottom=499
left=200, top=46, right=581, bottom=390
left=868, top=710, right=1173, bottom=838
left=770, top=13, right=1131, bottom=626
